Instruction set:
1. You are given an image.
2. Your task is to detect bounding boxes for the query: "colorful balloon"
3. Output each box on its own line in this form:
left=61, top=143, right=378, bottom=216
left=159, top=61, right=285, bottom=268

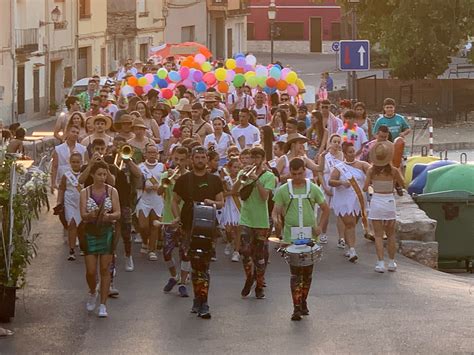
left=215, top=68, right=227, bottom=81
left=287, top=84, right=298, bottom=97
left=168, top=71, right=181, bottom=83
left=233, top=74, right=246, bottom=88
left=246, top=54, right=257, bottom=66
left=226, top=58, right=237, bottom=70
left=217, top=81, right=229, bottom=93
left=138, top=77, right=148, bottom=87
left=263, top=87, right=276, bottom=95
left=127, top=76, right=138, bottom=87
left=255, top=65, right=268, bottom=77
left=170, top=95, right=179, bottom=106
left=234, top=53, right=245, bottom=59
left=195, top=81, right=207, bottom=93
left=193, top=70, right=203, bottom=82
left=201, top=62, right=212, bottom=72
left=286, top=71, right=298, bottom=84
left=269, top=66, right=281, bottom=80
left=134, top=86, right=144, bottom=96
left=281, top=68, right=291, bottom=80
left=157, top=68, right=168, bottom=79
left=256, top=76, right=267, bottom=87
left=121, top=85, right=134, bottom=96
left=179, top=66, right=190, bottom=80
left=247, top=76, right=258, bottom=88
left=194, top=53, right=206, bottom=64
left=203, top=72, right=216, bottom=86
left=161, top=88, right=173, bottom=100
left=145, top=73, right=154, bottom=84
left=182, top=79, right=193, bottom=89
left=244, top=71, right=256, bottom=81
left=236, top=57, right=246, bottom=68
left=226, top=70, right=236, bottom=82
left=143, top=84, right=152, bottom=94
left=266, top=77, right=277, bottom=88
left=296, top=78, right=305, bottom=90
left=157, top=79, right=168, bottom=88
left=276, top=80, right=288, bottom=91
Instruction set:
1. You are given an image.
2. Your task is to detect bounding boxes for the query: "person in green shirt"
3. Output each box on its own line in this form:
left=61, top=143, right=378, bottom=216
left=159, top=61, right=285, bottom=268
left=372, top=97, right=411, bottom=142
left=160, top=146, right=189, bottom=295
left=232, top=147, right=276, bottom=300
left=272, top=157, right=330, bottom=321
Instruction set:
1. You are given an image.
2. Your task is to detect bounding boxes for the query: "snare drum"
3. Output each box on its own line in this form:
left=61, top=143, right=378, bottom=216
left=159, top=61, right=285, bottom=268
left=284, top=244, right=322, bottom=267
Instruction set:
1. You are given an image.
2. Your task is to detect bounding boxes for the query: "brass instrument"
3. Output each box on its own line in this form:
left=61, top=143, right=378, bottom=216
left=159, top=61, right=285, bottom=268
left=161, top=166, right=181, bottom=188
left=239, top=165, right=257, bottom=184
left=115, top=144, right=134, bottom=170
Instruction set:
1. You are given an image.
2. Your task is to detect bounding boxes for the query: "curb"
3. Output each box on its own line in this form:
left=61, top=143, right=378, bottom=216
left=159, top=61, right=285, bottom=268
left=22, top=116, right=57, bottom=131
left=413, top=142, right=474, bottom=152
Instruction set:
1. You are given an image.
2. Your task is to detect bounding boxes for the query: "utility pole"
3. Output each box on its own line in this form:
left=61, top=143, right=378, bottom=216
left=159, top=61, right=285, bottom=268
left=347, top=0, right=359, bottom=101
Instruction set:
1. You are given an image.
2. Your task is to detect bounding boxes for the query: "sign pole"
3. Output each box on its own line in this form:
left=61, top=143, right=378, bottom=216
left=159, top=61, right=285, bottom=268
left=351, top=4, right=358, bottom=101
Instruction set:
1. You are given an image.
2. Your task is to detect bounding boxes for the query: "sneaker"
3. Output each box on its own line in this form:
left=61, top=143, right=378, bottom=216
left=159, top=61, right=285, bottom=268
left=255, top=287, right=265, bottom=299
left=231, top=251, right=240, bottom=262
left=301, top=302, right=309, bottom=316
left=140, top=244, right=148, bottom=254
left=337, top=238, right=346, bottom=249
left=148, top=251, right=158, bottom=261
left=291, top=307, right=302, bottom=321
left=191, top=299, right=200, bottom=314
left=98, top=304, right=108, bottom=318
left=241, top=278, right=254, bottom=298
left=86, top=292, right=97, bottom=312
left=344, top=250, right=350, bottom=258
left=224, top=243, right=232, bottom=256
left=178, top=285, right=189, bottom=297
left=163, top=277, right=178, bottom=293
left=79, top=250, right=85, bottom=256
left=319, top=234, right=328, bottom=244
left=375, top=261, right=386, bottom=273
left=68, top=249, right=76, bottom=261
left=134, top=233, right=143, bottom=243
left=348, top=248, right=358, bottom=263
left=125, top=256, right=134, bottom=272
left=108, top=283, right=120, bottom=297
left=387, top=260, right=397, bottom=272
left=198, top=303, right=211, bottom=319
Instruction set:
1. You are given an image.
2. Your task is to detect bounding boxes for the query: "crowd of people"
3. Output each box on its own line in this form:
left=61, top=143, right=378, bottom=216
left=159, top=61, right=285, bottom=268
left=50, top=56, right=411, bottom=321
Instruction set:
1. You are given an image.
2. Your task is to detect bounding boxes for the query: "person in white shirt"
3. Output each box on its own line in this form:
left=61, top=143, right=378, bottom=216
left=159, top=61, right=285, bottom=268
left=54, top=96, right=81, bottom=141
left=227, top=87, right=255, bottom=111
left=152, top=107, right=171, bottom=159
left=231, top=108, right=260, bottom=150
left=336, top=109, right=368, bottom=154
left=203, top=92, right=225, bottom=121
left=253, top=91, right=271, bottom=127
left=203, top=117, right=234, bottom=166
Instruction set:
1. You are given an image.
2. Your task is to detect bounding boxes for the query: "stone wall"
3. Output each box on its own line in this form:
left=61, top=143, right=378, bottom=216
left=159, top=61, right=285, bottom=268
left=395, top=194, right=438, bottom=268
left=247, top=40, right=335, bottom=54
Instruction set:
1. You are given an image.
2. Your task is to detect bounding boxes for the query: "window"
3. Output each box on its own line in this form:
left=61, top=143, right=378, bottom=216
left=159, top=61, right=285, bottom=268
left=273, top=22, right=304, bottom=41
left=247, top=23, right=255, bottom=40
left=139, top=43, right=148, bottom=62
left=79, top=0, right=91, bottom=19
left=181, top=26, right=195, bottom=42
left=33, top=70, right=40, bottom=113
left=138, top=0, right=148, bottom=16
left=64, top=66, right=73, bottom=88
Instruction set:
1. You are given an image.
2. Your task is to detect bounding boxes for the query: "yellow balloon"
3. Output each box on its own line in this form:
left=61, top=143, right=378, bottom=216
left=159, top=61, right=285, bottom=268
left=286, top=71, right=297, bottom=84
left=215, top=68, right=227, bottom=81
left=170, top=95, right=179, bottom=106
left=226, top=58, right=237, bottom=70
left=244, top=71, right=256, bottom=81
left=138, top=77, right=148, bottom=86
left=201, top=62, right=212, bottom=73
left=296, top=78, right=305, bottom=90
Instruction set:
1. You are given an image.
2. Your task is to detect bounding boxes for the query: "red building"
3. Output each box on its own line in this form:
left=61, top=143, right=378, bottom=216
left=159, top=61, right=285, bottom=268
left=247, top=0, right=342, bottom=52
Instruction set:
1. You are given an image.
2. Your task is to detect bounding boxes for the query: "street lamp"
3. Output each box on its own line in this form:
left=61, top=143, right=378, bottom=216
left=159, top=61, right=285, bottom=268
left=39, top=6, right=62, bottom=27
left=267, top=1, right=277, bottom=64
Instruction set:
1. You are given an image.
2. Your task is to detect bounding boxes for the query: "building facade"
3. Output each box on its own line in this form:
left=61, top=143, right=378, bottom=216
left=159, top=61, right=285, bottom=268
left=0, top=0, right=15, bottom=123
left=247, top=0, right=341, bottom=53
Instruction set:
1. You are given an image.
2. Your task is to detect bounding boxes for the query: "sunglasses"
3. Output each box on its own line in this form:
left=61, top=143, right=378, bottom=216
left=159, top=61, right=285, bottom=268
left=192, top=147, right=207, bottom=154
left=321, top=105, right=329, bottom=109
left=281, top=98, right=289, bottom=102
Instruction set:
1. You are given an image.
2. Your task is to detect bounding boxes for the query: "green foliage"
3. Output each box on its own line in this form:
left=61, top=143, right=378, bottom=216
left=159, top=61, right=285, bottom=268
left=0, top=157, right=49, bottom=288
left=339, top=0, right=474, bottom=79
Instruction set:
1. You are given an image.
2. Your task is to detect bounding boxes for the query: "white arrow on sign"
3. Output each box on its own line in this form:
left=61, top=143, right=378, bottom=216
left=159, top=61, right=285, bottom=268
left=358, top=46, right=366, bottom=67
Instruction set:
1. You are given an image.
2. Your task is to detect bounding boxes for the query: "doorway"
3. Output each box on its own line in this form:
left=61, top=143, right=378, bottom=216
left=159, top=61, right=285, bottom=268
left=17, top=66, right=25, bottom=115
left=77, top=46, right=90, bottom=79
left=50, top=60, right=62, bottom=107
left=310, top=17, right=322, bottom=53
left=227, top=28, right=233, bottom=59
left=215, top=17, right=225, bottom=59
left=33, top=69, right=40, bottom=113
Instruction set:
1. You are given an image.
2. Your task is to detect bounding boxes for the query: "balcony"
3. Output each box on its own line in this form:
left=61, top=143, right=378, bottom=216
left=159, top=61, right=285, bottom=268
left=207, top=0, right=228, bottom=12
left=15, top=28, right=39, bottom=54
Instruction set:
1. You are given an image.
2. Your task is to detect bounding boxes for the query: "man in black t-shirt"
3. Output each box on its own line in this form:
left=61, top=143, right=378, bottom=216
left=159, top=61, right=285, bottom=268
left=172, top=146, right=224, bottom=319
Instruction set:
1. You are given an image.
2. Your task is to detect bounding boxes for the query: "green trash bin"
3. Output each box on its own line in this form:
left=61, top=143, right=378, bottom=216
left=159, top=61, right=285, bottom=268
left=414, top=190, right=474, bottom=271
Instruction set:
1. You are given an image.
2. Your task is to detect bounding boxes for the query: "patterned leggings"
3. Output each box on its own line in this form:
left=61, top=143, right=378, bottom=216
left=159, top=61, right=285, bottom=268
left=162, top=225, right=189, bottom=263
left=191, top=258, right=210, bottom=303
left=240, top=226, right=269, bottom=289
left=290, top=265, right=313, bottom=307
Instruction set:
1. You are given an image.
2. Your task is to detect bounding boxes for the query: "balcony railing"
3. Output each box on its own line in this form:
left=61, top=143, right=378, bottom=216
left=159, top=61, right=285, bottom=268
left=15, top=28, right=39, bottom=54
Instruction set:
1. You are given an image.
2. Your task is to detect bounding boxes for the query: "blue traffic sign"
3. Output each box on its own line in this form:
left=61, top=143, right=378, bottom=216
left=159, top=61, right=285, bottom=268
left=339, top=40, right=370, bottom=71
left=331, top=41, right=340, bottom=52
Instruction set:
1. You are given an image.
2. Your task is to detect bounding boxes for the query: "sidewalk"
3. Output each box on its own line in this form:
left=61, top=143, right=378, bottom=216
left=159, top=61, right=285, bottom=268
left=408, top=121, right=474, bottom=152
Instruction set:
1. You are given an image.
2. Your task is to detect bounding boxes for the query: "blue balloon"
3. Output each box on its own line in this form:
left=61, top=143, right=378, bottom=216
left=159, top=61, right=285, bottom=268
left=269, top=66, right=281, bottom=80
left=195, top=81, right=207, bottom=93
left=168, top=71, right=181, bottom=83
left=234, top=52, right=245, bottom=59
left=157, top=79, right=168, bottom=88
left=263, top=87, right=276, bottom=95
left=136, top=73, right=143, bottom=78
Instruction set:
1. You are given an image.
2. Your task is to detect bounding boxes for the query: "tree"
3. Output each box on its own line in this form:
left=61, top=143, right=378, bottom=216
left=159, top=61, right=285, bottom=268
left=339, top=0, right=474, bottom=79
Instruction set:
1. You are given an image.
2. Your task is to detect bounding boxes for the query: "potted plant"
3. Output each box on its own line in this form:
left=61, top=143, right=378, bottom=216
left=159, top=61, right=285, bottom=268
left=48, top=102, right=59, bottom=116
left=0, top=154, right=49, bottom=322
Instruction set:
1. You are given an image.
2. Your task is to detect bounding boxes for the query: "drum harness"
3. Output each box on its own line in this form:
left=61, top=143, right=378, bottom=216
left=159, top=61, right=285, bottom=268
left=286, top=178, right=314, bottom=245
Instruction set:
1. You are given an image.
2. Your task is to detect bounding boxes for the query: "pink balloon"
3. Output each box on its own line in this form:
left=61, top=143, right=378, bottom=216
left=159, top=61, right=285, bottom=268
left=236, top=57, right=246, bottom=68
left=287, top=84, right=298, bottom=97
left=179, top=66, right=190, bottom=80
left=145, top=73, right=154, bottom=84
left=281, top=68, right=291, bottom=80
left=243, top=64, right=254, bottom=73
left=193, top=70, right=203, bottom=82
left=182, top=79, right=193, bottom=89
left=203, top=72, right=216, bottom=86
left=226, top=70, right=235, bottom=82
left=194, top=53, right=206, bottom=64
left=143, top=84, right=153, bottom=93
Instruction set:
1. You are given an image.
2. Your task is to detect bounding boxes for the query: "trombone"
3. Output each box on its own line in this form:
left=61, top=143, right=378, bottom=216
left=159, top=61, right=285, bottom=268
left=114, top=144, right=134, bottom=170
left=239, top=165, right=257, bottom=184
left=160, top=166, right=181, bottom=188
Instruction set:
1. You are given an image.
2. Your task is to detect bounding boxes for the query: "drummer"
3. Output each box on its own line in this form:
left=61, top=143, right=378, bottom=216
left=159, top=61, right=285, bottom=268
left=272, top=158, right=330, bottom=321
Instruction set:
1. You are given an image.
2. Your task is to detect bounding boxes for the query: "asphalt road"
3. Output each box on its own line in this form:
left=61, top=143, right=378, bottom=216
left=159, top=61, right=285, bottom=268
left=2, top=203, right=474, bottom=354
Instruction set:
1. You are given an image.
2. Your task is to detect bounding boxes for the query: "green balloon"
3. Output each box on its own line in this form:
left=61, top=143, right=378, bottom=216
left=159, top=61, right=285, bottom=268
left=247, top=76, right=258, bottom=88
left=233, top=74, right=245, bottom=88
left=257, top=76, right=267, bottom=87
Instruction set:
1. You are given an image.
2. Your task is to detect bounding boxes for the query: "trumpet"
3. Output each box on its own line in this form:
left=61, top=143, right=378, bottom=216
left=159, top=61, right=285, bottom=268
left=239, top=165, right=257, bottom=183
left=115, top=144, right=134, bottom=169
left=161, top=166, right=181, bottom=188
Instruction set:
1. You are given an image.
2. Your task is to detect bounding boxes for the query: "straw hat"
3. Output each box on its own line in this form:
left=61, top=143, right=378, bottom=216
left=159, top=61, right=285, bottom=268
left=203, top=92, right=217, bottom=103
left=155, top=101, right=171, bottom=115
left=175, top=98, right=190, bottom=111
left=113, top=114, right=133, bottom=131
left=178, top=103, right=192, bottom=113
left=284, top=133, right=308, bottom=153
left=92, top=114, right=113, bottom=131
left=131, top=117, right=147, bottom=129
left=369, top=141, right=394, bottom=166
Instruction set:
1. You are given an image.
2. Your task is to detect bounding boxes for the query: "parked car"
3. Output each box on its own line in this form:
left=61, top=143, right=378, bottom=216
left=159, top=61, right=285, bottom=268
left=67, top=76, right=108, bottom=97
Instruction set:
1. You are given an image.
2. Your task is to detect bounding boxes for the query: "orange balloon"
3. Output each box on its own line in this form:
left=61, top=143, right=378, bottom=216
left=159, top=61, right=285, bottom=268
left=192, top=62, right=201, bottom=70
left=217, top=81, right=229, bottom=93
left=199, top=47, right=212, bottom=58
left=128, top=77, right=138, bottom=87
left=186, top=56, right=194, bottom=62
left=277, top=80, right=288, bottom=91
left=234, top=67, right=244, bottom=74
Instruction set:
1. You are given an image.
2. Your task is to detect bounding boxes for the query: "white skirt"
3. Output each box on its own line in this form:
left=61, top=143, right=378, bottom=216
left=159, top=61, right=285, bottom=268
left=136, top=191, right=164, bottom=218
left=64, top=188, right=81, bottom=225
left=220, top=196, right=240, bottom=226
left=368, top=193, right=396, bottom=220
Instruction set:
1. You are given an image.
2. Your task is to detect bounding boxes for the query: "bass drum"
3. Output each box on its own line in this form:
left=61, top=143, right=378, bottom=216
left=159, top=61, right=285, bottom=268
left=191, top=203, right=216, bottom=237
left=284, top=244, right=322, bottom=267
